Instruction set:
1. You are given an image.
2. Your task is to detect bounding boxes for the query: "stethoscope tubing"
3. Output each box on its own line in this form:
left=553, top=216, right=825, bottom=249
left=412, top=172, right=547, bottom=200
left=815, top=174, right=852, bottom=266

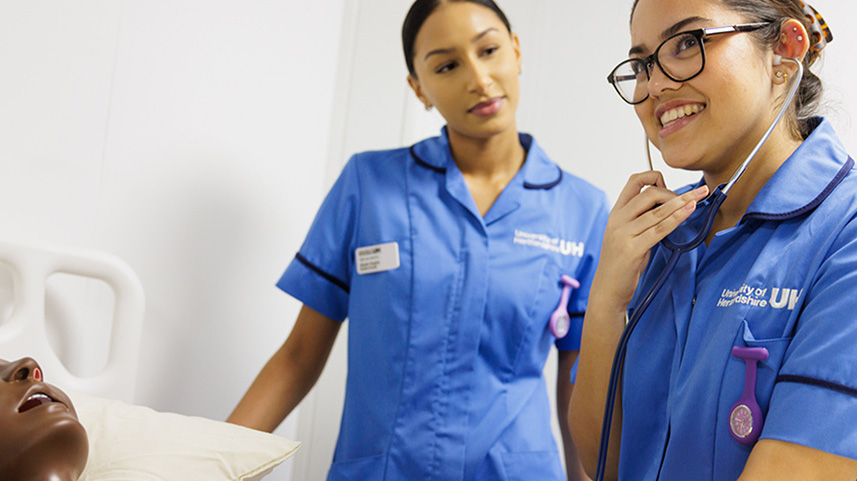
left=593, top=59, right=803, bottom=480
left=594, top=247, right=682, bottom=480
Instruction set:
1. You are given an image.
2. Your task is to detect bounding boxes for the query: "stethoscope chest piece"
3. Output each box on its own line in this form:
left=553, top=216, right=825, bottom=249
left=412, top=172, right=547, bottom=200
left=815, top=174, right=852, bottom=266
left=549, top=275, right=580, bottom=338
left=729, top=346, right=769, bottom=445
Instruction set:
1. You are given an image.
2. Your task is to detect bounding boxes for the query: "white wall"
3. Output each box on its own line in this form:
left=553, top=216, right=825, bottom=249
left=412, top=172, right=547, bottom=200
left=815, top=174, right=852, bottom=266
left=0, top=1, right=346, bottom=480
left=1, top=1, right=854, bottom=481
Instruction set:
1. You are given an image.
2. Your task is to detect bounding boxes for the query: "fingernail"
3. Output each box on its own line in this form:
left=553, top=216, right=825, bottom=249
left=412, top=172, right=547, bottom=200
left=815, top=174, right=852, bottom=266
left=694, top=185, right=709, bottom=197
left=684, top=201, right=696, bottom=211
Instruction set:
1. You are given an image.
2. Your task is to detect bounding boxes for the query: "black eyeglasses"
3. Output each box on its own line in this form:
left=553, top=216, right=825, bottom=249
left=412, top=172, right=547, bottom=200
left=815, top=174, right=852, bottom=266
left=607, top=22, right=771, bottom=105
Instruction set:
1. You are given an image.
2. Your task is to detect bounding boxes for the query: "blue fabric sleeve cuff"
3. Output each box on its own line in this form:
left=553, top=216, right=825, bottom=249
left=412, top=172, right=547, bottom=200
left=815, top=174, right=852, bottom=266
left=277, top=255, right=349, bottom=322
left=761, top=375, right=857, bottom=460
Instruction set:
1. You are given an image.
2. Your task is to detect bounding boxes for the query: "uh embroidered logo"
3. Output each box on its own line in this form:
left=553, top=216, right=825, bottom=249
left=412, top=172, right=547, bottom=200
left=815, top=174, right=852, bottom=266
left=513, top=229, right=584, bottom=257
left=716, top=284, right=801, bottom=310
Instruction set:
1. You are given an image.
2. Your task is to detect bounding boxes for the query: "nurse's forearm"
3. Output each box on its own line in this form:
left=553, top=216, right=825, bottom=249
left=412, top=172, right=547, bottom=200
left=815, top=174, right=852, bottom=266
left=227, top=305, right=341, bottom=432
left=740, top=439, right=857, bottom=480
left=568, top=286, right=627, bottom=479
left=557, top=350, right=588, bottom=480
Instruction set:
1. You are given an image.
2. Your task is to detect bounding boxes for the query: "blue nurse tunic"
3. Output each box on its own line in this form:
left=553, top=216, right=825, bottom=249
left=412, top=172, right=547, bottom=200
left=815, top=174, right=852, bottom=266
left=277, top=128, right=609, bottom=480
left=619, top=118, right=857, bottom=480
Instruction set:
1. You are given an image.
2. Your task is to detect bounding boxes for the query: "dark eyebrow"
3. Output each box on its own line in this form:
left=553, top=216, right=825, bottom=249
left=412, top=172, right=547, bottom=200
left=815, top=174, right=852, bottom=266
left=628, top=16, right=709, bottom=56
left=423, top=27, right=500, bottom=61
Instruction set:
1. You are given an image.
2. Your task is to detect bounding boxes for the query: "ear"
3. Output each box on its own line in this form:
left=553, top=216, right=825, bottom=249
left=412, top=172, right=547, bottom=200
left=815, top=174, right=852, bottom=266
left=407, top=74, right=432, bottom=110
left=773, top=19, right=810, bottom=73
left=511, top=32, right=522, bottom=74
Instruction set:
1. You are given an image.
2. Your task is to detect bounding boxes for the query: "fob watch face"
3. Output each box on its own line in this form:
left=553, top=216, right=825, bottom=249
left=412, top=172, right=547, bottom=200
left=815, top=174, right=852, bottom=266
left=730, top=404, right=754, bottom=438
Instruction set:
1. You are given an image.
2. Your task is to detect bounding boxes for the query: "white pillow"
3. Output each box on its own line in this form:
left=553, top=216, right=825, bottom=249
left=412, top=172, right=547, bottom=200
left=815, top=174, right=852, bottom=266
left=66, top=391, right=300, bottom=481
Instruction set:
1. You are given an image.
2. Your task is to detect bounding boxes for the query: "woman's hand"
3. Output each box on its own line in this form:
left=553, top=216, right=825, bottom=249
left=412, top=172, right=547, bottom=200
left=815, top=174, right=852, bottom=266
left=570, top=172, right=709, bottom=478
left=592, top=171, right=709, bottom=312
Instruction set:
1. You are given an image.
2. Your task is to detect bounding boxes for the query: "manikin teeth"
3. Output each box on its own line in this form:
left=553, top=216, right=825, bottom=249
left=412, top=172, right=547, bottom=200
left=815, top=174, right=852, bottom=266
left=660, top=104, right=703, bottom=127
left=19, top=393, right=54, bottom=412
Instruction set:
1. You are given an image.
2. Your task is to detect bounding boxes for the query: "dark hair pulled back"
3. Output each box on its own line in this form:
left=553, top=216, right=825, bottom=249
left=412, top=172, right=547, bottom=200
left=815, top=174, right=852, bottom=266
left=402, top=0, right=512, bottom=78
left=631, top=0, right=827, bottom=139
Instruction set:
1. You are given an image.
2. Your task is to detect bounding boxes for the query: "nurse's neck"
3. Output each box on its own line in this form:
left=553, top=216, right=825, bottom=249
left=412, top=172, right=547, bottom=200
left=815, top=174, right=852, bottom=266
left=448, top=126, right=526, bottom=177
left=447, top=126, right=527, bottom=216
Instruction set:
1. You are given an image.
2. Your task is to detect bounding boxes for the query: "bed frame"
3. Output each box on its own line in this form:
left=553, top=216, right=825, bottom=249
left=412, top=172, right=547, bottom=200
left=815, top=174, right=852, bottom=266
left=0, top=241, right=144, bottom=403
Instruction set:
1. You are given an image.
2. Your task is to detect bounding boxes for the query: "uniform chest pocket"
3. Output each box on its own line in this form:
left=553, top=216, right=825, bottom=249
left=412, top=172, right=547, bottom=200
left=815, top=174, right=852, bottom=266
left=737, top=319, right=792, bottom=402
left=498, top=260, right=566, bottom=379
left=716, top=320, right=793, bottom=461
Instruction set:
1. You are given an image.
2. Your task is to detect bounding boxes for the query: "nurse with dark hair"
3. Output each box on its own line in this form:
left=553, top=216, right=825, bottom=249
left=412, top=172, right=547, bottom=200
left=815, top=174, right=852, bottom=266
left=0, top=357, right=88, bottom=481
left=229, top=0, right=609, bottom=479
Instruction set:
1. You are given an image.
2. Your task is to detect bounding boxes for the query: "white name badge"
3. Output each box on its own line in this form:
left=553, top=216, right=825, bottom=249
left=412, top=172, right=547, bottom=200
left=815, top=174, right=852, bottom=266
left=355, top=242, right=400, bottom=275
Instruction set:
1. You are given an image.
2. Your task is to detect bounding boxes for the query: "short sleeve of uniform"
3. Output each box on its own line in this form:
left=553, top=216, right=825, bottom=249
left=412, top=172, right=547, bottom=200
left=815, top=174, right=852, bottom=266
left=762, top=215, right=857, bottom=460
left=556, top=189, right=611, bottom=353
left=276, top=156, right=361, bottom=322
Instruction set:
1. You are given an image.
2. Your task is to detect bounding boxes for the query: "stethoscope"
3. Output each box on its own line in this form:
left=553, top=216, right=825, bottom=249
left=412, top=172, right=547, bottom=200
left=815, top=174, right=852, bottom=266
left=594, top=57, right=804, bottom=480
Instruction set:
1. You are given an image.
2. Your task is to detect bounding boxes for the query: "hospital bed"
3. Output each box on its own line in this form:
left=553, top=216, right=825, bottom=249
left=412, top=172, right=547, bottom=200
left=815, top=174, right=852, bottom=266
left=0, top=241, right=298, bottom=480
left=0, top=240, right=144, bottom=402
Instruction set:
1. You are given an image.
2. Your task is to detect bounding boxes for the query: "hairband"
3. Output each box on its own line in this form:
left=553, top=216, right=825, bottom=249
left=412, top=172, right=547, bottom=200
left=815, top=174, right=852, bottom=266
left=797, top=1, right=833, bottom=55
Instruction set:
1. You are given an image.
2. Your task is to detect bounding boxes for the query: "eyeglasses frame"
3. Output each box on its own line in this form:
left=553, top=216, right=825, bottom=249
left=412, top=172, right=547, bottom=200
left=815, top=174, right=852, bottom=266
left=607, top=22, right=772, bottom=105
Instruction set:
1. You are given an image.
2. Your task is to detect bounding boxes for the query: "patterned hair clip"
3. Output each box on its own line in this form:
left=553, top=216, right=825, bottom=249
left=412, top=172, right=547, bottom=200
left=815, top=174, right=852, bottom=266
left=798, top=1, right=833, bottom=55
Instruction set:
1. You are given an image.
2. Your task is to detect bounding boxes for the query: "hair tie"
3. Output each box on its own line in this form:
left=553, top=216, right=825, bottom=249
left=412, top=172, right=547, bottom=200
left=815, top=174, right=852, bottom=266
left=797, top=1, right=833, bottom=55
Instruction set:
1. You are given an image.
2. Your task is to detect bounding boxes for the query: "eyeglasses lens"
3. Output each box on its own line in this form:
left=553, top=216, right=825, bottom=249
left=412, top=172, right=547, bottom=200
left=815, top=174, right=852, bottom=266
left=612, top=32, right=704, bottom=104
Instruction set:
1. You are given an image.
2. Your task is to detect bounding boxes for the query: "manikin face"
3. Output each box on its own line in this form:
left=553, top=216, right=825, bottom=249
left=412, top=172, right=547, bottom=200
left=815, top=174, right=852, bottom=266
left=0, top=357, right=88, bottom=481
left=408, top=1, right=522, bottom=142
left=630, top=0, right=778, bottom=180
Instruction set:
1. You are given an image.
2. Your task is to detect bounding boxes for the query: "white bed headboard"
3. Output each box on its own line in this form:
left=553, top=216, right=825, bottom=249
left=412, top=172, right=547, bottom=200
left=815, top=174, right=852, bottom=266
left=0, top=241, right=144, bottom=403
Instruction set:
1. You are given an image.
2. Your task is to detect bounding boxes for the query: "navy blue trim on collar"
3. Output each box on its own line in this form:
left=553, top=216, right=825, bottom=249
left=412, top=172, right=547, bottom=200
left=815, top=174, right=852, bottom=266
left=409, top=130, right=563, bottom=190
left=745, top=157, right=854, bottom=221
left=409, top=145, right=446, bottom=174
left=777, top=374, right=857, bottom=398
left=524, top=168, right=563, bottom=190
left=295, top=253, right=350, bottom=294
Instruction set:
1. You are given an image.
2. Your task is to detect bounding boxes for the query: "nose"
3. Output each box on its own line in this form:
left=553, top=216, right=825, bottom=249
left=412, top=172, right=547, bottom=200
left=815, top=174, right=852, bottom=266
left=465, top=57, right=493, bottom=94
left=0, top=357, right=42, bottom=383
left=646, top=62, right=682, bottom=99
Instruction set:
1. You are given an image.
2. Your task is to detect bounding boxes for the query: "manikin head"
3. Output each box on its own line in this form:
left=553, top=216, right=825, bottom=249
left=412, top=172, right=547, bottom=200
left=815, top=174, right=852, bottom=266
left=0, top=357, right=88, bottom=480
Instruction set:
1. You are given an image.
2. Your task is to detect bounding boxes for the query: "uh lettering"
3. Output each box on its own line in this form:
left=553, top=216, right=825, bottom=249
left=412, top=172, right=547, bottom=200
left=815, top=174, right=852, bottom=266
left=769, top=288, right=801, bottom=310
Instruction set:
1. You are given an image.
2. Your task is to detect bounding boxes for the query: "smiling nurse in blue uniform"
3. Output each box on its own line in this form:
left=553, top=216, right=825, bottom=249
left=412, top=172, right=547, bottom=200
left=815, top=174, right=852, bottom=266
left=570, top=0, right=857, bottom=480
left=228, top=0, right=609, bottom=479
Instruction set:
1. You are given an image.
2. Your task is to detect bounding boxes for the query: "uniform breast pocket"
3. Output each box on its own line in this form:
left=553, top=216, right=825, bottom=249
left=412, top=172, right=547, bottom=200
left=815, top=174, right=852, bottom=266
left=736, top=319, right=792, bottom=407
left=503, top=260, right=566, bottom=377
left=715, top=319, right=793, bottom=472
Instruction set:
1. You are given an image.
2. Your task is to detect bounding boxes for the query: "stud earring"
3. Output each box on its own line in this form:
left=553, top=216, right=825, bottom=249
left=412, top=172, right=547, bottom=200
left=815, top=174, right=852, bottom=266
left=425, top=105, right=433, bottom=112
left=776, top=71, right=784, bottom=79
left=781, top=33, right=788, bottom=44
left=797, top=35, right=803, bottom=41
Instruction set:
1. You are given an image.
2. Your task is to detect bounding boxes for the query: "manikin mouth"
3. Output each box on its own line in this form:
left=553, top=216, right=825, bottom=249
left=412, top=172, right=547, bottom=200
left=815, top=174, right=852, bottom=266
left=18, top=392, right=56, bottom=412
